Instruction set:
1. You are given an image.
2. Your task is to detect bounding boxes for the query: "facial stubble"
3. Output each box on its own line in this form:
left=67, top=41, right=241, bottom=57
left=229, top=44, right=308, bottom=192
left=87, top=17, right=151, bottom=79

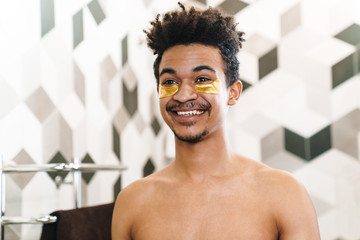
left=165, top=101, right=212, bottom=143
left=173, top=127, right=210, bottom=143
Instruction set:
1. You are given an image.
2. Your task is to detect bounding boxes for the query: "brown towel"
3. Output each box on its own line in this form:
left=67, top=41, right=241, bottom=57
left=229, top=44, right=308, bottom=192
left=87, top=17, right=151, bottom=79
left=40, top=202, right=115, bottom=240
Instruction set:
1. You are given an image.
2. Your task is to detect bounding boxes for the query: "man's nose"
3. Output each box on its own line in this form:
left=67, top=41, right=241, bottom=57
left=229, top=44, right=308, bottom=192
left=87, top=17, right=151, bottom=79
left=172, top=83, right=198, bottom=102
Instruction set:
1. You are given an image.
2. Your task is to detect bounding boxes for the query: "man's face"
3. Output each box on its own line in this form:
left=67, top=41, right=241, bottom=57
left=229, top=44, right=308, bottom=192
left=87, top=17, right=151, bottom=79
left=158, top=43, right=233, bottom=143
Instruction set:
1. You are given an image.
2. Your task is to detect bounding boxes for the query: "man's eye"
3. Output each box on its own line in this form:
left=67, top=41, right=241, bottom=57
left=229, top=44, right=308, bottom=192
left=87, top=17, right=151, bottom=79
left=162, top=79, right=177, bottom=85
left=196, top=77, right=211, bottom=83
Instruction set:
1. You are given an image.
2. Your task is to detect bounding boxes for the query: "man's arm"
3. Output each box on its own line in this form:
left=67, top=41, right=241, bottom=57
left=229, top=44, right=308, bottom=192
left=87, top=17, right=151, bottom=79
left=271, top=171, right=321, bottom=239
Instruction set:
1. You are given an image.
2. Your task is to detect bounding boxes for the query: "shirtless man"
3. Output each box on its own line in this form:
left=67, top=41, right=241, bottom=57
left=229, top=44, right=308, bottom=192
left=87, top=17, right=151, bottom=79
left=112, top=3, right=320, bottom=239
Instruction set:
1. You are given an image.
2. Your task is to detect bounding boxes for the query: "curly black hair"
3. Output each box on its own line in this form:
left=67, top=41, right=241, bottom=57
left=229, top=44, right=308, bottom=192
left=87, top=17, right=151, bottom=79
left=144, top=2, right=245, bottom=87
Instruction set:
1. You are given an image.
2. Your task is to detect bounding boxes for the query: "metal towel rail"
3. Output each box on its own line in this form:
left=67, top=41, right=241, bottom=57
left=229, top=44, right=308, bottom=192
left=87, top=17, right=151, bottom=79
left=0, top=156, right=126, bottom=239
left=1, top=216, right=58, bottom=225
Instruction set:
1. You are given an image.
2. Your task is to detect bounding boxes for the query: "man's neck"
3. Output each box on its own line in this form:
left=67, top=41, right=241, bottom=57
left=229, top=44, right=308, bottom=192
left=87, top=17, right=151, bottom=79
left=172, top=129, right=236, bottom=182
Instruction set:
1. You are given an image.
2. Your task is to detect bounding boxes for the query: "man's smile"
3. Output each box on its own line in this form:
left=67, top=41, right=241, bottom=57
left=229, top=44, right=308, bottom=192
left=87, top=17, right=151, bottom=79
left=166, top=102, right=211, bottom=113
left=176, top=110, right=204, bottom=116
left=166, top=101, right=211, bottom=123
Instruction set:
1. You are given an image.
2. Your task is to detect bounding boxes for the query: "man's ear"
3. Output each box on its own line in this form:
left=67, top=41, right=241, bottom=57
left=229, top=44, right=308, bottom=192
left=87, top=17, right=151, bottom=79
left=227, top=80, right=242, bottom=106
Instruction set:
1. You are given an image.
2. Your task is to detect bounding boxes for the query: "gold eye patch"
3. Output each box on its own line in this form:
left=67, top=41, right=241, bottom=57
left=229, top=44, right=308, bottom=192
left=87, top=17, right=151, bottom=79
left=194, top=79, right=221, bottom=94
left=159, top=85, right=179, bottom=99
left=159, top=79, right=221, bottom=99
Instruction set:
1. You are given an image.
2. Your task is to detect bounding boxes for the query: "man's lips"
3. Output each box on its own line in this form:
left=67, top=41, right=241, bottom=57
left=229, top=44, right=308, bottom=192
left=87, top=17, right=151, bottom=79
left=167, top=103, right=210, bottom=120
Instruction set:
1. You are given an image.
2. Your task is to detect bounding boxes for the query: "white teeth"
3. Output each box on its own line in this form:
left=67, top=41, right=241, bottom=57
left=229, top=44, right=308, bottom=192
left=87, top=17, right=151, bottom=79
left=176, top=110, right=204, bottom=116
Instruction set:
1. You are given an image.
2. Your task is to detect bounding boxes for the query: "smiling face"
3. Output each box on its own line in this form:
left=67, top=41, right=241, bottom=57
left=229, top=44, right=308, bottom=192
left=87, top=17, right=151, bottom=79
left=158, top=44, right=239, bottom=143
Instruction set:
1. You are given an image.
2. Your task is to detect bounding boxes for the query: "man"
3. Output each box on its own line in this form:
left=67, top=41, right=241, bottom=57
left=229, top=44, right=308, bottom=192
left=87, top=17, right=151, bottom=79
left=112, top=3, right=320, bottom=239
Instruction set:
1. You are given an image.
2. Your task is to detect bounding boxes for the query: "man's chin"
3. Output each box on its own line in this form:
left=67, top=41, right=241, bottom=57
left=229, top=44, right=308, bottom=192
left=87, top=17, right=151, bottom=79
left=174, top=130, right=209, bottom=143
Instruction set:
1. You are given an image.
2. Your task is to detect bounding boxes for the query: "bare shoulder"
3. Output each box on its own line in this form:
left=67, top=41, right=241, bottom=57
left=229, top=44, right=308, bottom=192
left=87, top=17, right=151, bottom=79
left=238, top=156, right=307, bottom=195
left=252, top=160, right=305, bottom=193
left=112, top=168, right=170, bottom=213
left=112, top=169, right=169, bottom=240
left=239, top=157, right=320, bottom=239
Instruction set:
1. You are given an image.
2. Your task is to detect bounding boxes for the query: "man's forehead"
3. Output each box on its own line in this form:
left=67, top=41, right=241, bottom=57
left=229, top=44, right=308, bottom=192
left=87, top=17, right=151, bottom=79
left=159, top=44, right=224, bottom=72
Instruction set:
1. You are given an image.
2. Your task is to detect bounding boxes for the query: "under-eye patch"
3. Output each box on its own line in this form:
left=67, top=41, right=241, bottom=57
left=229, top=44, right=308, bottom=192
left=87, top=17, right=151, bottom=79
left=194, top=79, right=221, bottom=94
left=159, top=84, right=179, bottom=99
left=159, top=79, right=221, bottom=99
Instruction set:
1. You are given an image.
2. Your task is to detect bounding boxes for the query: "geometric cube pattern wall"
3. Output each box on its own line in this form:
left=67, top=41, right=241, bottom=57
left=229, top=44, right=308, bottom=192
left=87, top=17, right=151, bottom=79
left=0, top=0, right=359, bottom=239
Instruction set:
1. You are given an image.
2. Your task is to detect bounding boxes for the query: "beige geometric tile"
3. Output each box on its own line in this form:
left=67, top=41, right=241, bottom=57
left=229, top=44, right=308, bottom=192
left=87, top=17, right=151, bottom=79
left=280, top=2, right=301, bottom=36
left=101, top=55, right=118, bottom=109
left=25, top=87, right=55, bottom=123
left=101, top=55, right=117, bottom=84
left=122, top=64, right=138, bottom=91
left=261, top=127, right=284, bottom=160
left=332, top=109, right=360, bottom=159
left=217, top=0, right=248, bottom=15
left=72, top=117, right=87, bottom=159
left=8, top=149, right=36, bottom=189
left=133, top=111, right=146, bottom=134
left=113, top=105, right=130, bottom=133
left=58, top=113, right=73, bottom=162
left=42, top=111, right=60, bottom=162
left=73, top=60, right=85, bottom=106
left=108, top=75, right=121, bottom=116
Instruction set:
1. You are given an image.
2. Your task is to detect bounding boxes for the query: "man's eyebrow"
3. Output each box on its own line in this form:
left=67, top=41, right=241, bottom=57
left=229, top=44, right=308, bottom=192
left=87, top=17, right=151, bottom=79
left=193, top=65, right=216, bottom=72
left=159, top=68, right=176, bottom=77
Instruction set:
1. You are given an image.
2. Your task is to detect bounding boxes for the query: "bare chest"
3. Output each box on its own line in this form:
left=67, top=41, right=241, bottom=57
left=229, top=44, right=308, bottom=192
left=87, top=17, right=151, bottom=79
left=131, top=186, right=278, bottom=240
